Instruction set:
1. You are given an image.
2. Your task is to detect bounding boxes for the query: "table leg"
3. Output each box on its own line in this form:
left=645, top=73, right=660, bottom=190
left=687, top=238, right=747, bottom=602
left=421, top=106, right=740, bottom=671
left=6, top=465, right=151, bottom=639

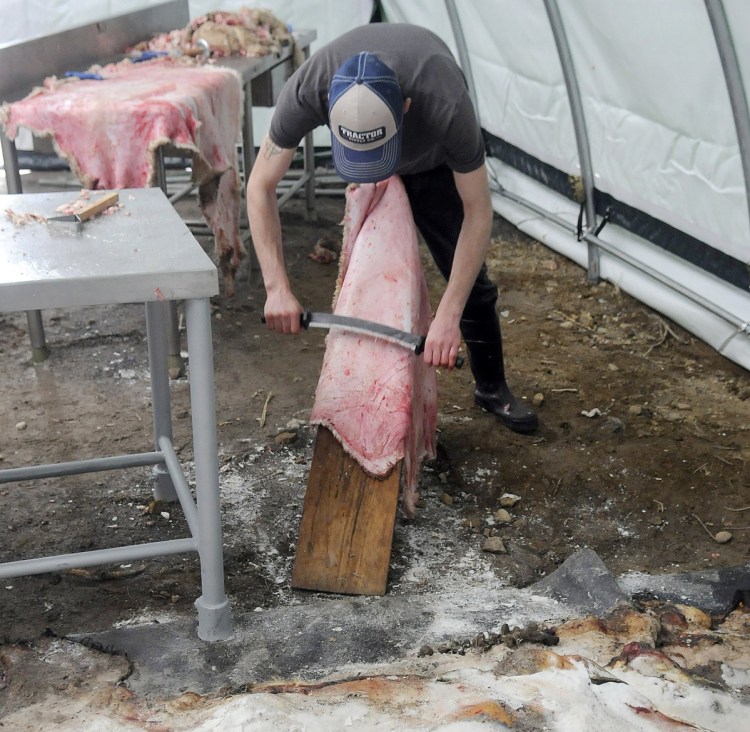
left=26, top=310, right=50, bottom=363
left=165, top=301, right=185, bottom=379
left=241, top=81, right=256, bottom=194
left=154, top=147, right=168, bottom=194
left=1, top=130, right=22, bottom=194
left=301, top=44, right=317, bottom=222
left=152, top=148, right=186, bottom=379
left=185, top=296, right=232, bottom=641
left=1, top=134, right=50, bottom=364
left=240, top=81, right=257, bottom=281
left=303, top=130, right=317, bottom=221
left=145, top=301, right=178, bottom=502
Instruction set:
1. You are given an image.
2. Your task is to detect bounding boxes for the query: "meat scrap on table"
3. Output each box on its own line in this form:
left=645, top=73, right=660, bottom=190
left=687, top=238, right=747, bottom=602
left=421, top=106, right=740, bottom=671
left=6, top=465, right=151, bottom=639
left=4, top=208, right=47, bottom=226
left=3, top=191, right=123, bottom=228
left=134, top=8, right=294, bottom=59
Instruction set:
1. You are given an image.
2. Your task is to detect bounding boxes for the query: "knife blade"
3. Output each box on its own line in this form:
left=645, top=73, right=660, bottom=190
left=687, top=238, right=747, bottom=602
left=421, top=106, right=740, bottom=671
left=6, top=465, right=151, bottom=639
left=304, top=311, right=426, bottom=352
left=262, top=311, right=464, bottom=368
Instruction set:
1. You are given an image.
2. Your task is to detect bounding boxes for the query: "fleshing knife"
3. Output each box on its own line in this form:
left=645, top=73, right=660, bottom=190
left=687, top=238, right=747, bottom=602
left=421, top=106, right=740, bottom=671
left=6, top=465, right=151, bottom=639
left=47, top=192, right=119, bottom=233
left=263, top=311, right=464, bottom=368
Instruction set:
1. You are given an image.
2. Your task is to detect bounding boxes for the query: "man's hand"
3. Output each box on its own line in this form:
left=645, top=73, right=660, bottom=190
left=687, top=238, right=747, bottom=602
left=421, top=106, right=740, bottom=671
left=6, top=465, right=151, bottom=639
left=423, top=310, right=462, bottom=369
left=263, top=289, right=304, bottom=334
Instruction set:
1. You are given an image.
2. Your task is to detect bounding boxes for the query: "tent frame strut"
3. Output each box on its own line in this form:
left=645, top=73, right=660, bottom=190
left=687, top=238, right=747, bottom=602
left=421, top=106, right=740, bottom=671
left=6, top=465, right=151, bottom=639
left=704, top=0, right=750, bottom=240
left=543, top=0, right=599, bottom=282
left=444, top=0, right=479, bottom=113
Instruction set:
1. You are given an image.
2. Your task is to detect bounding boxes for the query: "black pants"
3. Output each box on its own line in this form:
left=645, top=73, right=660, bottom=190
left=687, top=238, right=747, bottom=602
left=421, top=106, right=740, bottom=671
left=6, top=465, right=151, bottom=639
left=400, top=165, right=506, bottom=391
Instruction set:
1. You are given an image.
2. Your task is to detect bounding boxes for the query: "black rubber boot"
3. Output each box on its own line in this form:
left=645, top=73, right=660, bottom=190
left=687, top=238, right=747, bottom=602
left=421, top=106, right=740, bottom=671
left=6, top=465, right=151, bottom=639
left=461, top=314, right=539, bottom=434
left=474, top=383, right=539, bottom=433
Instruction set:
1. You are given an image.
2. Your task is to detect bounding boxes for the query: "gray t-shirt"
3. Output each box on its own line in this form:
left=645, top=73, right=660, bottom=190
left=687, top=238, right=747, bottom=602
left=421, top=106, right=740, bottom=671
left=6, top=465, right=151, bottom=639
left=269, top=23, right=485, bottom=175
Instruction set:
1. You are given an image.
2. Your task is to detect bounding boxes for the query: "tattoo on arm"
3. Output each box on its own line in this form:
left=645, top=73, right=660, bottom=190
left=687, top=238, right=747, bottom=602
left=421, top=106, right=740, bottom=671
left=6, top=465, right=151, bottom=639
left=263, top=139, right=284, bottom=159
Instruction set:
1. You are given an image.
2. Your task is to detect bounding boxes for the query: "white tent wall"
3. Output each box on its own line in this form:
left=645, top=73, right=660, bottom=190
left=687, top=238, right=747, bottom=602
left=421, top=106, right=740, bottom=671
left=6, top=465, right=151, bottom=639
left=380, top=0, right=750, bottom=371
left=0, top=0, right=161, bottom=44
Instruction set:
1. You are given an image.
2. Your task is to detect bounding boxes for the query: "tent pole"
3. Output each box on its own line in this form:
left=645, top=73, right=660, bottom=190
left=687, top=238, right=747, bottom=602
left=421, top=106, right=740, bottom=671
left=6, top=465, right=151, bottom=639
left=543, top=0, right=599, bottom=283
left=444, top=0, right=479, bottom=113
left=704, top=0, right=750, bottom=248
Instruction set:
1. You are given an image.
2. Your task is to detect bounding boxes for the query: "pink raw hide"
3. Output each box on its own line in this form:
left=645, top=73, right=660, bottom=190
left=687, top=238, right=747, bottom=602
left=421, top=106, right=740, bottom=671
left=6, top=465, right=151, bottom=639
left=310, top=176, right=437, bottom=517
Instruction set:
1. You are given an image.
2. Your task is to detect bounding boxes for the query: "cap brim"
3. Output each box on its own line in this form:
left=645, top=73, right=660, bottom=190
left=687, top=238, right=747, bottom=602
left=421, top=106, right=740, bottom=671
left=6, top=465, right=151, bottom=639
left=331, top=127, right=402, bottom=183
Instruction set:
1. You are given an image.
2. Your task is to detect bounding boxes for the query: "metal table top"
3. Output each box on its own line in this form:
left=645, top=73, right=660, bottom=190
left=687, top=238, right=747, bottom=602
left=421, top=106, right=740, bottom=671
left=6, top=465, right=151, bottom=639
left=0, top=187, right=218, bottom=312
left=216, top=29, right=316, bottom=83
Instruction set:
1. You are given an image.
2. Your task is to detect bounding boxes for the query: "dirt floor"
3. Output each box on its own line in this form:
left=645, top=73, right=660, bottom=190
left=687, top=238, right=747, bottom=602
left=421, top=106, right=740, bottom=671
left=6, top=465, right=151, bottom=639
left=1, top=171, right=749, bottom=648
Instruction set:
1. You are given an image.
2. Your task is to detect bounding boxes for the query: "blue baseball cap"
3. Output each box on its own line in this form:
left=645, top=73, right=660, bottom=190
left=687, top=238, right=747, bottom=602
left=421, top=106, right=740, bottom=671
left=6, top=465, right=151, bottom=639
left=328, top=52, right=404, bottom=183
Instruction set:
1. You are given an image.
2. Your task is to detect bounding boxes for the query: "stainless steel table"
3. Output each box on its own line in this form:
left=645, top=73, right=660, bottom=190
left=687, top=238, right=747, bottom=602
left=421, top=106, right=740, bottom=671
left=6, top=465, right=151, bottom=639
left=0, top=188, right=232, bottom=641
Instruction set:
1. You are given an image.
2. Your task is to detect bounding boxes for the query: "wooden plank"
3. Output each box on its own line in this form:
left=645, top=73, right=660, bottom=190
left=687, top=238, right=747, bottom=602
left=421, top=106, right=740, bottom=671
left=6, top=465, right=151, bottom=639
left=291, top=426, right=401, bottom=595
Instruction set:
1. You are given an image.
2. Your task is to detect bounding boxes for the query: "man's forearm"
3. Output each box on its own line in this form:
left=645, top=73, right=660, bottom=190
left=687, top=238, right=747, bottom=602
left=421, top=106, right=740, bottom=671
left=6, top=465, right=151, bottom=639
left=436, top=206, right=492, bottom=323
left=246, top=136, right=298, bottom=297
left=438, top=165, right=494, bottom=321
left=247, top=186, right=290, bottom=296
left=246, top=135, right=304, bottom=331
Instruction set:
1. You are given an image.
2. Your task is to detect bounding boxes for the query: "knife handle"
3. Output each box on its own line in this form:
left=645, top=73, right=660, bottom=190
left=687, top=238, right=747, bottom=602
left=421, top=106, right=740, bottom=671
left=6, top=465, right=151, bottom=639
left=77, top=192, right=119, bottom=221
left=260, top=313, right=311, bottom=328
left=260, top=313, right=311, bottom=327
left=415, top=337, right=465, bottom=368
